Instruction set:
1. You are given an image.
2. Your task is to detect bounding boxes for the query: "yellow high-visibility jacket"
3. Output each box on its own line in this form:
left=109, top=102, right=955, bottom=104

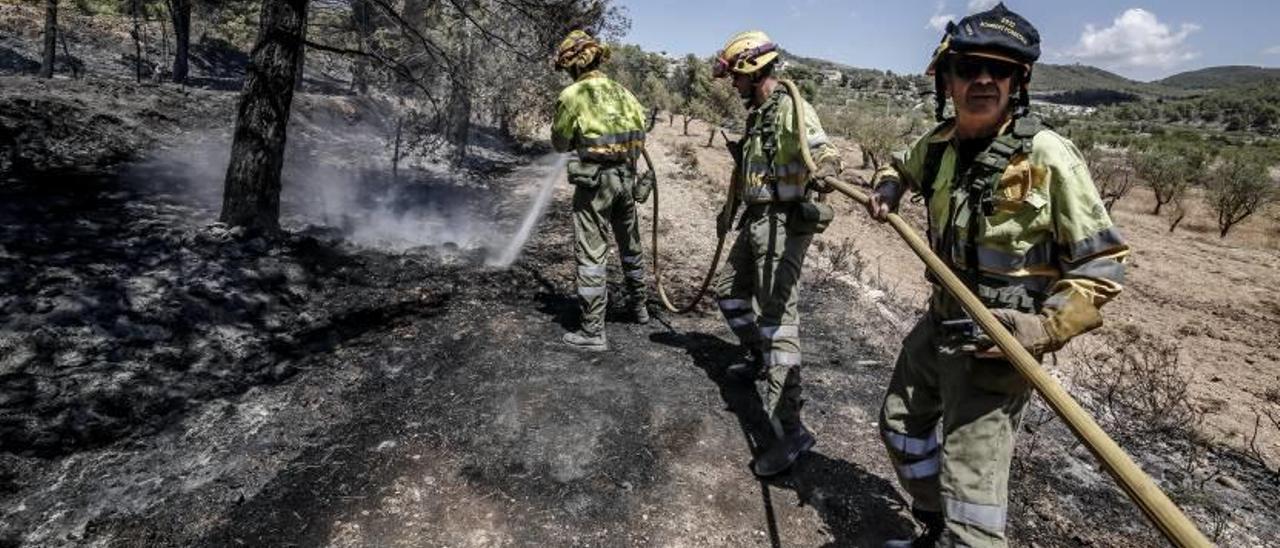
left=552, top=70, right=647, bottom=164
left=737, top=87, right=841, bottom=204
left=874, top=117, right=1130, bottom=347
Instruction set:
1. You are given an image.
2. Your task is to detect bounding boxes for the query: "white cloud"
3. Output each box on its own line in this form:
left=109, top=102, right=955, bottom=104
left=1068, top=8, right=1200, bottom=69
left=927, top=13, right=956, bottom=31
left=927, top=1, right=954, bottom=31
left=927, top=0, right=995, bottom=31
left=967, top=0, right=999, bottom=12
left=1265, top=45, right=1280, bottom=55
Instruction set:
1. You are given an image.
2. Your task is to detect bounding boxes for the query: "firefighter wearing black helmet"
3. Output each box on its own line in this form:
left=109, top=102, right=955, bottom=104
left=865, top=4, right=1130, bottom=546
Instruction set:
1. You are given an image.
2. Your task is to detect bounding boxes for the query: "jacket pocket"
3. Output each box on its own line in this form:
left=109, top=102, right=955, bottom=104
left=566, top=159, right=602, bottom=189
left=632, top=169, right=655, bottom=203
left=787, top=201, right=835, bottom=235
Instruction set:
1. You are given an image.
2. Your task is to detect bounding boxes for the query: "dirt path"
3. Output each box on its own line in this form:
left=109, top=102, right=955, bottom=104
left=1, top=170, right=916, bottom=548
left=5, top=80, right=1280, bottom=546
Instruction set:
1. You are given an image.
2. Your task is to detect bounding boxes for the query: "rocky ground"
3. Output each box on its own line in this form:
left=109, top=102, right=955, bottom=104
left=1, top=76, right=1276, bottom=546
left=2, top=5, right=1279, bottom=543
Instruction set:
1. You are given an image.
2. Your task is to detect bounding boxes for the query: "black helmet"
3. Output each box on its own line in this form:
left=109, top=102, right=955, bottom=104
left=926, top=2, right=1040, bottom=76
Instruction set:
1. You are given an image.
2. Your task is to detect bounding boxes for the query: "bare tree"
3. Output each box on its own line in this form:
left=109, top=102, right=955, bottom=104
left=674, top=54, right=712, bottom=136
left=446, top=15, right=473, bottom=166
left=40, top=0, right=57, bottom=79
left=220, top=0, right=310, bottom=233
left=1205, top=151, right=1277, bottom=238
left=1132, top=145, right=1206, bottom=216
left=824, top=108, right=914, bottom=171
left=1168, top=193, right=1190, bottom=233
left=1083, top=145, right=1134, bottom=212
left=167, top=0, right=191, bottom=84
left=129, top=0, right=144, bottom=82
left=350, top=0, right=374, bottom=94
left=295, top=12, right=308, bottom=91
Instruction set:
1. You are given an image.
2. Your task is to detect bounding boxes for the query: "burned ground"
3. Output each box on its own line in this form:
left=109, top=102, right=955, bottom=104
left=2, top=71, right=1280, bottom=547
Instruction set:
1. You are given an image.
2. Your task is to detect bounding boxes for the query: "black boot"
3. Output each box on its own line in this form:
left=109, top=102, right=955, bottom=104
left=632, top=301, right=650, bottom=324
left=724, top=347, right=765, bottom=383
left=563, top=329, right=608, bottom=351
left=751, top=422, right=815, bottom=477
left=884, top=508, right=945, bottom=548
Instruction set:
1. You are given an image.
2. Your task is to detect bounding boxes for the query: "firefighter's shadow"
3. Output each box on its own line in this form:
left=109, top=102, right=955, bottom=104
left=650, top=330, right=913, bottom=547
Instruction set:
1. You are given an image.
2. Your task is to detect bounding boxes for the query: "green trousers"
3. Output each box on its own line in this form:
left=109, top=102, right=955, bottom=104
left=879, top=306, right=1033, bottom=547
left=713, top=203, right=813, bottom=433
left=571, top=162, right=646, bottom=335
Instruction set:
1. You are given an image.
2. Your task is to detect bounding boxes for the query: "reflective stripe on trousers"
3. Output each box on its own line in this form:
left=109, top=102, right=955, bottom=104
left=945, top=497, right=1007, bottom=535
left=879, top=315, right=1030, bottom=547
left=711, top=205, right=812, bottom=429
left=573, top=163, right=646, bottom=333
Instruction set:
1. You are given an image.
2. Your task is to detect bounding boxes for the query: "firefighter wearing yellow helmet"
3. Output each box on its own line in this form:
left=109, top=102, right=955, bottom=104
left=551, top=29, right=651, bottom=351
left=711, top=30, right=843, bottom=477
left=864, top=4, right=1129, bottom=546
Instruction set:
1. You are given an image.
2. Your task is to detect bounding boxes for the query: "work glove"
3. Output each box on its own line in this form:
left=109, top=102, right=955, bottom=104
left=716, top=206, right=735, bottom=238
left=866, top=180, right=903, bottom=222
left=970, top=309, right=1056, bottom=359
left=808, top=157, right=842, bottom=193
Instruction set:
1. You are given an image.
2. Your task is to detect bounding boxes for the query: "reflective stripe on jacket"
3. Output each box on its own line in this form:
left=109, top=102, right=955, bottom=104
left=552, top=71, right=648, bottom=163
left=873, top=120, right=1130, bottom=342
left=739, top=88, right=840, bottom=204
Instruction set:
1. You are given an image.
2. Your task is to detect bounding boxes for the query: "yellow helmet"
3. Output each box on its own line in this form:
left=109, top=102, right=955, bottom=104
left=555, top=29, right=610, bottom=72
left=713, top=30, right=779, bottom=78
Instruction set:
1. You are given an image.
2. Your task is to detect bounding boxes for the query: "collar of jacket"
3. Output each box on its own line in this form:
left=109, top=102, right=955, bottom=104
left=575, top=69, right=606, bottom=83
left=748, top=85, right=787, bottom=113
left=930, top=116, right=1015, bottom=145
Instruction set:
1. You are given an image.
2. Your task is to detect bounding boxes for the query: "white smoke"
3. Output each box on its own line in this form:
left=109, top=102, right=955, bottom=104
left=122, top=100, right=567, bottom=267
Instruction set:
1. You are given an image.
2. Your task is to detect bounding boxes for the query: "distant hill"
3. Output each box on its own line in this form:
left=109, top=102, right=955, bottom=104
left=1156, top=65, right=1280, bottom=90
left=768, top=49, right=1278, bottom=105
left=777, top=48, right=890, bottom=81
left=1030, top=63, right=1186, bottom=97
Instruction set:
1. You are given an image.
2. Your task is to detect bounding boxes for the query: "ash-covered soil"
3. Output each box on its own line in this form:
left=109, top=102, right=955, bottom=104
left=0, top=154, right=915, bottom=546
left=2, top=72, right=1278, bottom=548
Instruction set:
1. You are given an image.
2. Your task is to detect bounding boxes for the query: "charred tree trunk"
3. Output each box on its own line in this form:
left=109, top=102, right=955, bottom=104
left=220, top=0, right=310, bottom=234
left=40, top=0, right=57, bottom=79
left=294, top=14, right=308, bottom=91
left=705, top=127, right=716, bottom=147
left=392, top=115, right=404, bottom=178
left=130, top=0, right=143, bottom=82
left=496, top=87, right=513, bottom=139
left=446, top=20, right=472, bottom=167
left=350, top=0, right=373, bottom=94
left=447, top=81, right=471, bottom=167
left=58, top=25, right=76, bottom=79
left=169, top=0, right=190, bottom=84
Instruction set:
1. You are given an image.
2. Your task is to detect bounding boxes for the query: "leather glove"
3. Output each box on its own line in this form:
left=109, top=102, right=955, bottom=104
left=716, top=207, right=735, bottom=238
left=809, top=158, right=842, bottom=193
left=866, top=180, right=903, bottom=222
left=971, top=309, right=1056, bottom=358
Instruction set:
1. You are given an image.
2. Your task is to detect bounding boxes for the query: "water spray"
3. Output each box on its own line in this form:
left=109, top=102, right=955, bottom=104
left=489, top=153, right=568, bottom=267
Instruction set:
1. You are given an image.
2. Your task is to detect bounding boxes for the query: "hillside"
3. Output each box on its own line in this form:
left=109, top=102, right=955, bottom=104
left=1030, top=63, right=1187, bottom=97
left=6, top=3, right=1280, bottom=547
left=1158, top=65, right=1280, bottom=90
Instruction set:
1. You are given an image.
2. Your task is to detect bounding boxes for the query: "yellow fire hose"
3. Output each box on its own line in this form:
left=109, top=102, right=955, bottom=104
left=776, top=78, right=1210, bottom=546
left=643, top=147, right=731, bottom=314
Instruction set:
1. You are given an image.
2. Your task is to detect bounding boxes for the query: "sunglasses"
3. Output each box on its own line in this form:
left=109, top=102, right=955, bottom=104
left=949, top=57, right=1019, bottom=81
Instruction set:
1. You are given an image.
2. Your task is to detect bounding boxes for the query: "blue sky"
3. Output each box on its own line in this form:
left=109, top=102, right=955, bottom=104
left=614, top=0, right=1280, bottom=81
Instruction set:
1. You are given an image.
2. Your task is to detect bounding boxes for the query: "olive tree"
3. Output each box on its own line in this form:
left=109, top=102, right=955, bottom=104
left=1205, top=151, right=1278, bottom=238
